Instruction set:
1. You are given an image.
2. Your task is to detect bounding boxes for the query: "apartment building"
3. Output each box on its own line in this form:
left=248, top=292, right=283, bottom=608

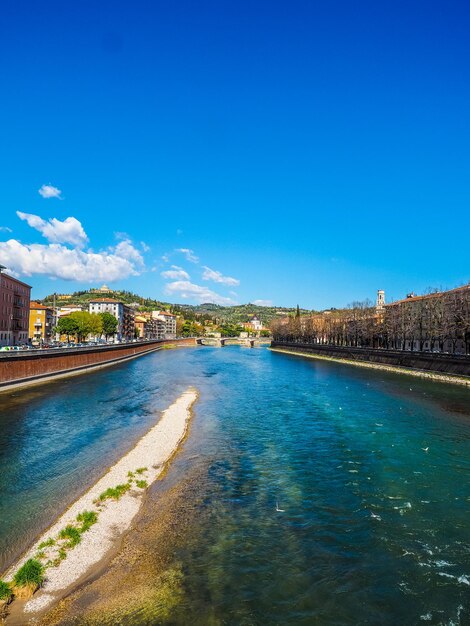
left=0, top=269, right=31, bottom=346
left=88, top=298, right=135, bottom=341
left=29, top=301, right=54, bottom=345
left=151, top=310, right=177, bottom=339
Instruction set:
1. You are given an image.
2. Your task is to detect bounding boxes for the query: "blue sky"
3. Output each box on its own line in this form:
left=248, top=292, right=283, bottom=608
left=1, top=0, right=469, bottom=309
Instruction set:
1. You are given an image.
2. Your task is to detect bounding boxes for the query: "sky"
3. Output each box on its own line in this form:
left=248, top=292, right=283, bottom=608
left=1, top=0, right=469, bottom=309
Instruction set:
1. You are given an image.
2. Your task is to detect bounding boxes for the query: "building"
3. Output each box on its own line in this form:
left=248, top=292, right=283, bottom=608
left=384, top=283, right=470, bottom=354
left=0, top=268, right=31, bottom=346
left=88, top=299, right=135, bottom=341
left=241, top=314, right=264, bottom=334
left=90, top=284, right=112, bottom=294
left=151, top=311, right=177, bottom=339
left=57, top=306, right=83, bottom=317
left=29, top=302, right=54, bottom=345
left=135, top=313, right=166, bottom=340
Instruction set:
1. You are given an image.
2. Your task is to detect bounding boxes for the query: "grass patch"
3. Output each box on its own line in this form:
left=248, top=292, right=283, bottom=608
left=35, top=551, right=47, bottom=561
left=58, top=525, right=82, bottom=547
left=0, top=580, right=11, bottom=601
left=135, top=467, right=148, bottom=475
left=76, top=510, right=98, bottom=532
left=127, top=471, right=135, bottom=479
left=135, top=479, right=148, bottom=489
left=38, top=537, right=55, bottom=549
left=98, top=483, right=131, bottom=502
left=13, top=559, right=44, bottom=588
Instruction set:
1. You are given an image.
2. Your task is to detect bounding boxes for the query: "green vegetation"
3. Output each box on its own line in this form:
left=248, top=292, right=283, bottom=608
left=76, top=510, right=98, bottom=532
left=59, top=525, right=82, bottom=547
left=38, top=537, right=55, bottom=549
left=127, top=471, right=135, bottom=478
left=13, top=559, right=44, bottom=588
left=135, top=479, right=148, bottom=489
left=100, top=311, right=118, bottom=339
left=98, top=483, right=131, bottom=502
left=0, top=580, right=11, bottom=601
left=35, top=551, right=46, bottom=561
left=135, top=467, right=148, bottom=474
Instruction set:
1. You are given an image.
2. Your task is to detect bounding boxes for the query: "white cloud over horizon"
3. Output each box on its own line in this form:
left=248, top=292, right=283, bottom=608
left=17, top=211, right=88, bottom=248
left=0, top=226, right=12, bottom=233
left=38, top=184, right=62, bottom=199
left=164, top=280, right=237, bottom=305
left=253, top=299, right=273, bottom=306
left=202, top=265, right=240, bottom=286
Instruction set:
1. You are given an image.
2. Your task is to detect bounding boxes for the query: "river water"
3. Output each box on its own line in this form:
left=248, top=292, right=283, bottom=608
left=0, top=346, right=469, bottom=625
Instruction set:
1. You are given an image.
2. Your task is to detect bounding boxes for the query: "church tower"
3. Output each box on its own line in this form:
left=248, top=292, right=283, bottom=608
left=376, top=289, right=385, bottom=311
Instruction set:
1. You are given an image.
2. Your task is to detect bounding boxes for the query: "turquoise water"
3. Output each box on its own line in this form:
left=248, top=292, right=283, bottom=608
left=0, top=346, right=469, bottom=624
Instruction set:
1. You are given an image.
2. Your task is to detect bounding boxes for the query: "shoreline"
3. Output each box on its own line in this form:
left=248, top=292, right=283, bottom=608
left=3, top=387, right=198, bottom=624
left=270, top=347, right=470, bottom=387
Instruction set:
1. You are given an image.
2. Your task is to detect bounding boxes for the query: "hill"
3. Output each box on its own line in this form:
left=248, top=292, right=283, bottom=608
left=41, top=290, right=311, bottom=325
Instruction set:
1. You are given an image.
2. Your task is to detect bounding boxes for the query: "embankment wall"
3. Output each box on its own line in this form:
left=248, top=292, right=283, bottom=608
left=271, top=342, right=470, bottom=378
left=0, top=339, right=195, bottom=390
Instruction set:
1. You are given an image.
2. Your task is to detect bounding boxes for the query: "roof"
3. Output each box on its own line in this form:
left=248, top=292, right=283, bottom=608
left=0, top=272, right=32, bottom=289
left=89, top=298, right=121, bottom=304
left=158, top=311, right=176, bottom=317
left=386, top=283, right=470, bottom=307
left=30, top=301, right=52, bottom=310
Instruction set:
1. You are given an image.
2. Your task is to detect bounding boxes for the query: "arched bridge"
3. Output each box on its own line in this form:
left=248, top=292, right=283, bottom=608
left=195, top=337, right=272, bottom=348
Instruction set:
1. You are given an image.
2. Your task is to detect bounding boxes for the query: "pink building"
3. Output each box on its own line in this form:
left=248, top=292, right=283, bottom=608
left=0, top=268, right=31, bottom=346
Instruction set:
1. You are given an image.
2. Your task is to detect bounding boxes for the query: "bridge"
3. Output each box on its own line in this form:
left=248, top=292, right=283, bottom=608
left=195, top=337, right=272, bottom=348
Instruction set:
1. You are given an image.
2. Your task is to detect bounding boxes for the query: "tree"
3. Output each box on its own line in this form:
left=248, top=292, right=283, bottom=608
left=55, top=316, right=79, bottom=342
left=99, top=312, right=118, bottom=340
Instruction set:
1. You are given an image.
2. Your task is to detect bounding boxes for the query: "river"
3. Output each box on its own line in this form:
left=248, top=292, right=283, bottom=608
left=1, top=346, right=469, bottom=625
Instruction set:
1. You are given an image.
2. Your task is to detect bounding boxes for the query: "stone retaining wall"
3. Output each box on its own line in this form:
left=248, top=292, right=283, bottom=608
left=0, top=339, right=195, bottom=389
left=271, top=342, right=470, bottom=378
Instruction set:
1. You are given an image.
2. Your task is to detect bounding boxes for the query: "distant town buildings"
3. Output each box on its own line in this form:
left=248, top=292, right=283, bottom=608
left=29, top=301, right=54, bottom=345
left=0, top=269, right=31, bottom=347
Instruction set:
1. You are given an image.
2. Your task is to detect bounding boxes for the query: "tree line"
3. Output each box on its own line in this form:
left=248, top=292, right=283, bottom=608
left=54, top=311, right=118, bottom=342
left=271, top=287, right=470, bottom=355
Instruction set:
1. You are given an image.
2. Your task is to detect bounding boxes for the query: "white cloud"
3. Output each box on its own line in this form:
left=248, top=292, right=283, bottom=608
left=0, top=212, right=146, bottom=282
left=38, top=184, right=62, bottom=199
left=113, top=239, right=145, bottom=268
left=202, top=266, right=240, bottom=286
left=161, top=253, right=170, bottom=263
left=176, top=248, right=199, bottom=263
left=0, top=226, right=12, bottom=233
left=161, top=265, right=190, bottom=280
left=141, top=241, right=150, bottom=252
left=253, top=299, right=273, bottom=306
left=164, top=280, right=237, bottom=305
left=0, top=239, right=142, bottom=282
left=17, top=211, right=88, bottom=248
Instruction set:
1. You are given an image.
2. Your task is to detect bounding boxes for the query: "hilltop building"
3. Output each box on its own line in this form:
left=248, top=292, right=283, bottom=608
left=90, top=284, right=112, bottom=294
left=0, top=269, right=31, bottom=346
left=89, top=298, right=135, bottom=341
left=29, top=302, right=54, bottom=345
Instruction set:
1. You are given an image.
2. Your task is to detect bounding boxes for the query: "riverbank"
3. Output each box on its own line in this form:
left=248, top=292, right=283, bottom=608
left=2, top=387, right=198, bottom=624
left=270, top=347, right=470, bottom=387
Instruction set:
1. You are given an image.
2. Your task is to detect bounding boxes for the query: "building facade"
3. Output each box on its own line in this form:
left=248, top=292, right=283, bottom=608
left=88, top=299, right=135, bottom=341
left=0, top=270, right=31, bottom=346
left=29, top=302, right=54, bottom=345
left=151, top=311, right=177, bottom=339
left=135, top=313, right=166, bottom=340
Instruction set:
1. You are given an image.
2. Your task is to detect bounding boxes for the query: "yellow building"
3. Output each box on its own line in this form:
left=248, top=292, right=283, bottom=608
left=29, top=302, right=54, bottom=345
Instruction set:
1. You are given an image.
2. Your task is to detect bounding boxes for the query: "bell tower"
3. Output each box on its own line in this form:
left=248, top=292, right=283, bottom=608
left=376, top=289, right=385, bottom=311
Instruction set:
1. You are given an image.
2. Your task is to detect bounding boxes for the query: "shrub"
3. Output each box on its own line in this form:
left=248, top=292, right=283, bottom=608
left=13, top=559, right=44, bottom=588
left=58, top=526, right=82, bottom=547
left=76, top=510, right=98, bottom=532
left=0, top=580, right=11, bottom=601
left=98, top=483, right=131, bottom=502
left=135, top=467, right=148, bottom=475
left=135, top=479, right=148, bottom=489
